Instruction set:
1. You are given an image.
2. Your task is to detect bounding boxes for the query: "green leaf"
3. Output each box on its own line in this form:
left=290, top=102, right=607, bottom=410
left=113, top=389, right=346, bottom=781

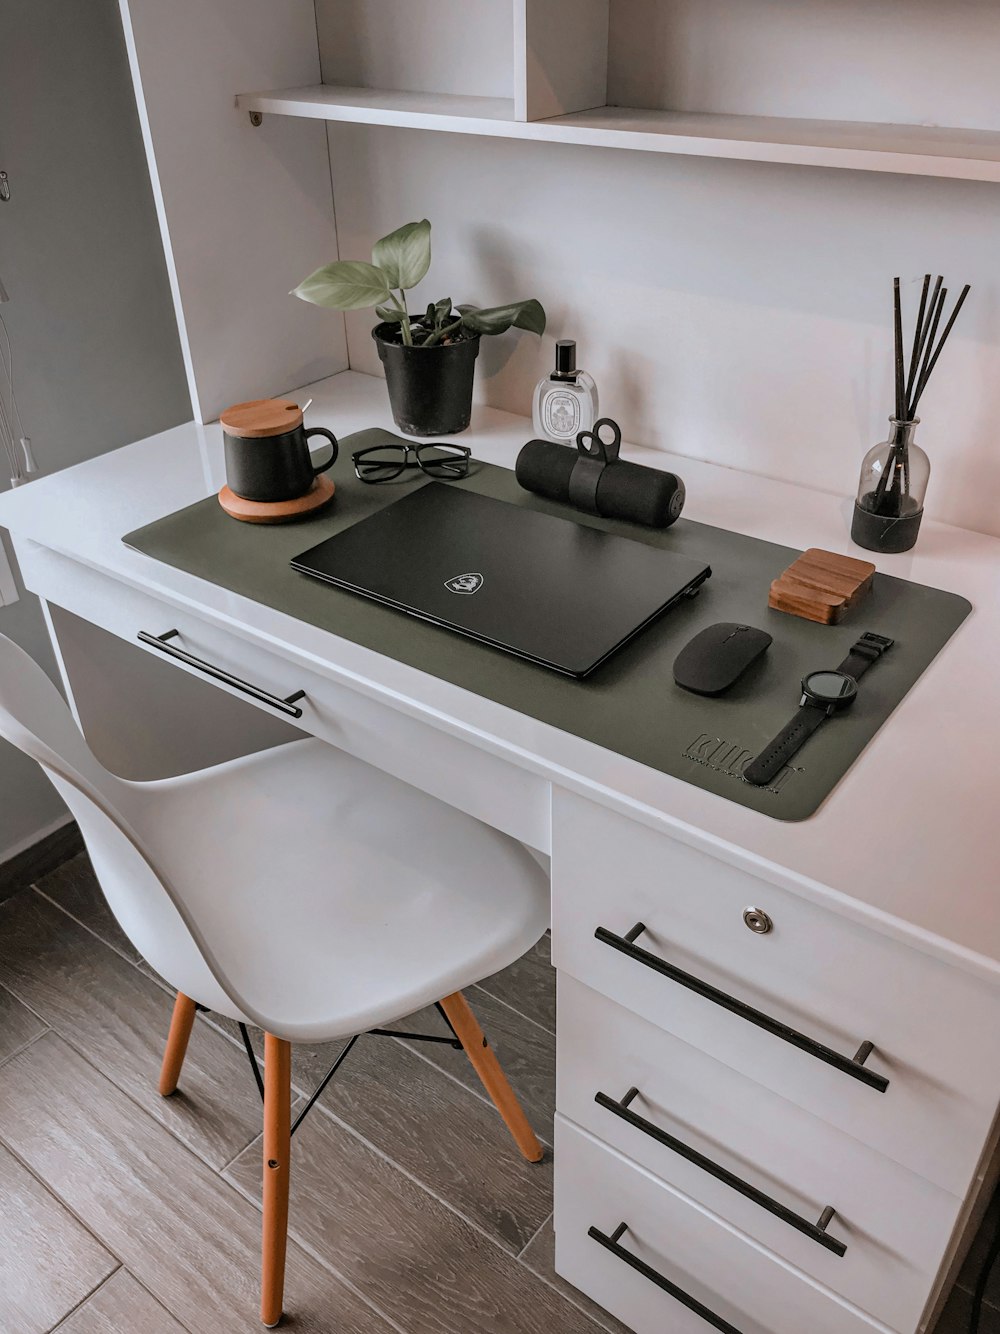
left=372, top=219, right=432, bottom=291
left=375, top=304, right=404, bottom=323
left=292, top=261, right=390, bottom=311
left=511, top=299, right=547, bottom=335
left=459, top=299, right=547, bottom=338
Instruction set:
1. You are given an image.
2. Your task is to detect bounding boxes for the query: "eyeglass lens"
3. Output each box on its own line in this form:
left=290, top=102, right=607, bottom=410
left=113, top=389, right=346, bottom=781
left=415, top=445, right=469, bottom=478
left=354, top=447, right=408, bottom=481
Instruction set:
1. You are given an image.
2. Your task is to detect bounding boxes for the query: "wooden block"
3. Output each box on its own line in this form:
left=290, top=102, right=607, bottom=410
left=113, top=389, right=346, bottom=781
left=801, top=548, right=877, bottom=583
left=797, top=549, right=875, bottom=602
left=769, top=548, right=876, bottom=625
left=792, top=560, right=872, bottom=602
left=769, top=576, right=848, bottom=625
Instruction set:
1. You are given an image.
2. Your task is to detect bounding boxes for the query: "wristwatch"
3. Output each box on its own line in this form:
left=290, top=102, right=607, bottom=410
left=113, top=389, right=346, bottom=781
left=744, top=631, right=894, bottom=788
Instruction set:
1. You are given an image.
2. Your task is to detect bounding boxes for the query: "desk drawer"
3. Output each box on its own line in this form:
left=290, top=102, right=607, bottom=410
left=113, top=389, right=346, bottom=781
left=558, top=975, right=960, bottom=1331
left=554, top=1117, right=888, bottom=1334
left=20, top=544, right=550, bottom=852
left=551, top=789, right=1000, bottom=1195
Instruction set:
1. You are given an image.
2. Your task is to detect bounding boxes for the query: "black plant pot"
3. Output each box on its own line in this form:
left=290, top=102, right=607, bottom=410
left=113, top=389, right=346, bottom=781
left=372, top=322, right=481, bottom=437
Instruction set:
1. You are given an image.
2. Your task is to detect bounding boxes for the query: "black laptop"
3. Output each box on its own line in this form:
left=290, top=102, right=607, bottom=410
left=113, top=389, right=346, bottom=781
left=291, top=484, right=711, bottom=678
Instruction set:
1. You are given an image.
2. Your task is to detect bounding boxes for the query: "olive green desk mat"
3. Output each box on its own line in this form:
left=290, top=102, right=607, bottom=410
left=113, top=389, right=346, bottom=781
left=124, top=429, right=971, bottom=821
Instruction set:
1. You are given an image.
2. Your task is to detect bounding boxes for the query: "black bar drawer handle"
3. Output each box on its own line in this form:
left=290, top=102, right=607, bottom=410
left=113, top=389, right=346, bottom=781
left=594, top=923, right=888, bottom=1094
left=595, top=1088, right=846, bottom=1256
left=138, top=630, right=306, bottom=719
left=589, top=1222, right=743, bottom=1334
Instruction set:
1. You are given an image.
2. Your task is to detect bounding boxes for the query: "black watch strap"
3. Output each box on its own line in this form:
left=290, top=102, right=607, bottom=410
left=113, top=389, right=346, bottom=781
left=744, top=705, right=827, bottom=788
left=837, top=631, right=894, bottom=682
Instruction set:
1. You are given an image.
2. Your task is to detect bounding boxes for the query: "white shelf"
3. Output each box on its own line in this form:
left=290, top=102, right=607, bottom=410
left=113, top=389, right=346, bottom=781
left=238, top=85, right=517, bottom=134
left=236, top=84, right=1000, bottom=183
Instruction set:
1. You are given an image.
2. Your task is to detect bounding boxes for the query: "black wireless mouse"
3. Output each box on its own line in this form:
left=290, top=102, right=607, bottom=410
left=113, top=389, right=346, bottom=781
left=673, top=622, right=773, bottom=697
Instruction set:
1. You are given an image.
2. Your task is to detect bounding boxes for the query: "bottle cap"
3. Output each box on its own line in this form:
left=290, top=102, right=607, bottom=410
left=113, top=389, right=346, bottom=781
left=553, top=340, right=577, bottom=377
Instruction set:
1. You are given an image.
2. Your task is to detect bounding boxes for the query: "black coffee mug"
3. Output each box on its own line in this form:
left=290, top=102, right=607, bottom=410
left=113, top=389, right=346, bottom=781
left=224, top=423, right=338, bottom=503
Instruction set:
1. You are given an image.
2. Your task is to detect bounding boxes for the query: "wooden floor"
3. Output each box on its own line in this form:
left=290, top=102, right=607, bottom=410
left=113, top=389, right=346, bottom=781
left=0, top=850, right=995, bottom=1334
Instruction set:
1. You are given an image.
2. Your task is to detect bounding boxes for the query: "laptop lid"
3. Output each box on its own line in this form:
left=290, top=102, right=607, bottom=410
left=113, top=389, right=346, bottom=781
left=291, top=483, right=711, bottom=677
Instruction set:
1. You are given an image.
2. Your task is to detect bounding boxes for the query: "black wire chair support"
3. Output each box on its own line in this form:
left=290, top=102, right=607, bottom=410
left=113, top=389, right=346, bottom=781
left=236, top=1009, right=464, bottom=1135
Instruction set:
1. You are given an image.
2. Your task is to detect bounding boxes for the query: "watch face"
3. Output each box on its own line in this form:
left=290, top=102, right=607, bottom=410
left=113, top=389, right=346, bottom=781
left=802, top=670, right=858, bottom=708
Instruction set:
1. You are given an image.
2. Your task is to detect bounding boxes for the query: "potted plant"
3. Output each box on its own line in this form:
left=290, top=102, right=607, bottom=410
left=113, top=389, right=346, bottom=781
left=293, top=219, right=545, bottom=436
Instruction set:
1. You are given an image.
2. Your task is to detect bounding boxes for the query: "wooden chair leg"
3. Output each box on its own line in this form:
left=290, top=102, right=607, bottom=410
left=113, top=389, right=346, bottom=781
left=439, top=991, right=544, bottom=1164
left=261, top=1033, right=292, bottom=1328
left=158, top=992, right=198, bottom=1096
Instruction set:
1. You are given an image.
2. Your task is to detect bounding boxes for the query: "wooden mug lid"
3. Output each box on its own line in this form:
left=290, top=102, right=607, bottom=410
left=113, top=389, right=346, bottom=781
left=219, top=398, right=303, bottom=439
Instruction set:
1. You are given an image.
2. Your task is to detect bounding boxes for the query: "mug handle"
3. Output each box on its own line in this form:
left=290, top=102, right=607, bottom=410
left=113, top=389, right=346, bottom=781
left=305, top=427, right=338, bottom=476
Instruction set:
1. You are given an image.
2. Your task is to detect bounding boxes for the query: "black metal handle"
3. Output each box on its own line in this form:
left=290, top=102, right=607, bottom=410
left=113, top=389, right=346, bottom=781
left=138, top=630, right=306, bottom=718
left=595, top=923, right=888, bottom=1093
left=588, top=1223, right=743, bottom=1334
left=595, top=1088, right=846, bottom=1256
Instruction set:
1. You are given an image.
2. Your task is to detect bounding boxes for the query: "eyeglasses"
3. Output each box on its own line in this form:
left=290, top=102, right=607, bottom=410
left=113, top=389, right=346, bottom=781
left=352, top=442, right=471, bottom=484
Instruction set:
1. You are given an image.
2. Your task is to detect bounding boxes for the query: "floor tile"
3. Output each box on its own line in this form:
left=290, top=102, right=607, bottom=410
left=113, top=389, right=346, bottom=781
left=0, top=1142, right=117, bottom=1334
left=310, top=1031, right=552, bottom=1254
left=477, top=934, right=555, bottom=1034
left=0, top=822, right=84, bottom=904
left=226, top=1094, right=602, bottom=1334
left=0, top=981, right=46, bottom=1066
left=0, top=890, right=264, bottom=1169
left=35, top=851, right=142, bottom=964
left=0, top=1035, right=393, bottom=1334
left=932, top=1282, right=1000, bottom=1331
left=392, top=988, right=556, bottom=1143
left=957, top=1185, right=1000, bottom=1312
left=55, top=1270, right=185, bottom=1334
left=519, top=1218, right=633, bottom=1334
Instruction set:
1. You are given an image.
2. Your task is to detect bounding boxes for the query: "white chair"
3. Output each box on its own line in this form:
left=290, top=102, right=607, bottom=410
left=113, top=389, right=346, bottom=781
left=0, top=632, right=549, bottom=1326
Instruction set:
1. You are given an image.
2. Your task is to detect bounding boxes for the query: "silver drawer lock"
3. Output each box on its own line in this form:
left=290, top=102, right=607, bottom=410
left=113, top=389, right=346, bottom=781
left=743, top=906, right=773, bottom=934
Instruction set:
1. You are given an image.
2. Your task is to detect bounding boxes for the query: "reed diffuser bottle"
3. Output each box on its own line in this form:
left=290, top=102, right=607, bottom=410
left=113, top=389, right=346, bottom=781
left=852, top=418, right=929, bottom=554
left=851, top=274, right=970, bottom=554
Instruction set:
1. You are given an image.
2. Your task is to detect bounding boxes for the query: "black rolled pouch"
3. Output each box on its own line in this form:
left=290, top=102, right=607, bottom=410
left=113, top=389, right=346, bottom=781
left=515, top=420, right=686, bottom=529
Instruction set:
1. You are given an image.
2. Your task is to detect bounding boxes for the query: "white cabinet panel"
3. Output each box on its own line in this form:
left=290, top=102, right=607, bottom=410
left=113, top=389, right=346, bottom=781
left=554, top=1117, right=889, bottom=1334
left=551, top=788, right=1000, bottom=1194
left=558, top=974, right=961, bottom=1331
left=119, top=0, right=346, bottom=421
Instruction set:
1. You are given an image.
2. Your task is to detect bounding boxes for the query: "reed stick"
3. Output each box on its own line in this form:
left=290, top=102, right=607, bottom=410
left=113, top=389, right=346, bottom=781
left=910, top=284, right=947, bottom=416
left=893, top=278, right=905, bottom=423
left=904, top=274, right=931, bottom=408
left=909, top=283, right=971, bottom=417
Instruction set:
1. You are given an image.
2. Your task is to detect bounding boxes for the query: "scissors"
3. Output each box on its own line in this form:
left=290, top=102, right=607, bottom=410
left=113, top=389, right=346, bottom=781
left=576, top=417, right=622, bottom=464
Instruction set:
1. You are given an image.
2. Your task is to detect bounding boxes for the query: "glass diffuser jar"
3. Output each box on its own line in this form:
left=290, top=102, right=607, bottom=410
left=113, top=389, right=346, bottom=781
left=851, top=417, right=929, bottom=554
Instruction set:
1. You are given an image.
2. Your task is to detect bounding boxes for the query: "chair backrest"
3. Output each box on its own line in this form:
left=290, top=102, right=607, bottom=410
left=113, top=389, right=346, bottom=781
left=0, top=631, right=249, bottom=1020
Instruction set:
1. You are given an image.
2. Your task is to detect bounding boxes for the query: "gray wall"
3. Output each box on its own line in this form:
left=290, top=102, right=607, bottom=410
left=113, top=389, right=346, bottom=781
left=0, top=0, right=190, bottom=861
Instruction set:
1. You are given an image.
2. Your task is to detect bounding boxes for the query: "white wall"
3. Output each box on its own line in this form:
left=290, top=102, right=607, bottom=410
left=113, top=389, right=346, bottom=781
left=0, top=0, right=190, bottom=862
left=608, top=0, right=1000, bottom=130
left=315, top=0, right=514, bottom=99
left=328, top=121, right=1000, bottom=538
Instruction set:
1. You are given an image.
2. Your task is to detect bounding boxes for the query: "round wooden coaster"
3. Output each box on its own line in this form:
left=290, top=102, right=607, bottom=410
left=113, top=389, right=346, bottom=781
left=218, top=475, right=335, bottom=524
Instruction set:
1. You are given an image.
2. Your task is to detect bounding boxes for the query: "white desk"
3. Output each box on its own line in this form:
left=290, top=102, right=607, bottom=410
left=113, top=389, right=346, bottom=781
left=2, top=368, right=998, bottom=1333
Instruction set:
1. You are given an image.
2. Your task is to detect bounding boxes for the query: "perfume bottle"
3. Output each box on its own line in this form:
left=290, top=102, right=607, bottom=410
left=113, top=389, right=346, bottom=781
left=532, top=340, right=598, bottom=444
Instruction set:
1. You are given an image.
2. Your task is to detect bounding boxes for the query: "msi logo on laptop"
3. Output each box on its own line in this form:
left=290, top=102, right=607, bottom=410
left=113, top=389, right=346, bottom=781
left=445, top=572, right=484, bottom=595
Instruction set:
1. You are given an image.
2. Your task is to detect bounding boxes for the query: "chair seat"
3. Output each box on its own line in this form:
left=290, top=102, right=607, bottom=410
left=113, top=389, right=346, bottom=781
left=136, top=739, right=549, bottom=1042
